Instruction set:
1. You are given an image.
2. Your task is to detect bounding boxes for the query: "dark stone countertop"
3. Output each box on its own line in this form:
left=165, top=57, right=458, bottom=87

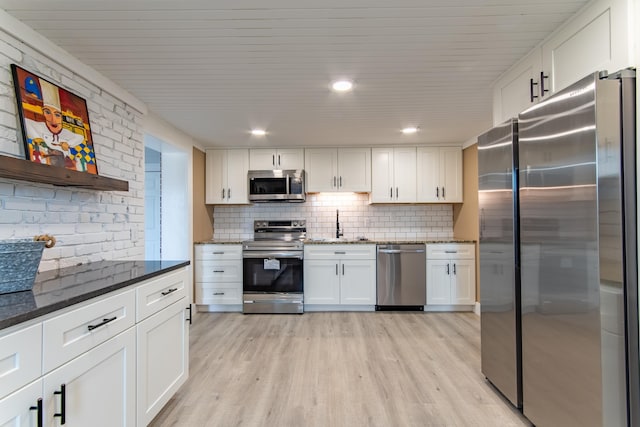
left=0, top=260, right=190, bottom=331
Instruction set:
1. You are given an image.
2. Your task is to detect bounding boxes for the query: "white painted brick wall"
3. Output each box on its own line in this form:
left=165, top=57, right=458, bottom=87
left=0, top=30, right=146, bottom=270
left=213, top=193, right=454, bottom=241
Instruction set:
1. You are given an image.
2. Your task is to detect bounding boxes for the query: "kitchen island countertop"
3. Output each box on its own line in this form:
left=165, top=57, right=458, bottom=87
left=0, top=260, right=189, bottom=331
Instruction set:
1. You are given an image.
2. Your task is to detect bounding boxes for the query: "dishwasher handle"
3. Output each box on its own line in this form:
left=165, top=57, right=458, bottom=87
left=378, top=249, right=425, bottom=254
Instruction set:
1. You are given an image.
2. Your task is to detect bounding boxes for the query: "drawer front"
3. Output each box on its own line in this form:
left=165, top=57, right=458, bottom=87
left=136, top=268, right=188, bottom=322
left=426, top=243, right=475, bottom=260
left=196, top=284, right=241, bottom=305
left=0, top=323, right=42, bottom=399
left=196, top=260, right=242, bottom=282
left=304, top=244, right=376, bottom=260
left=195, top=244, right=242, bottom=260
left=42, top=289, right=135, bottom=373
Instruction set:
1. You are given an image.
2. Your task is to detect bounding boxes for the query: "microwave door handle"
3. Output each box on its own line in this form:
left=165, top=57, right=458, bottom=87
left=286, top=173, right=290, bottom=195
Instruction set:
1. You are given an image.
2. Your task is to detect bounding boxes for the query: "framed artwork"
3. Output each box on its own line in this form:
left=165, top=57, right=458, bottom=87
left=11, top=64, right=98, bottom=174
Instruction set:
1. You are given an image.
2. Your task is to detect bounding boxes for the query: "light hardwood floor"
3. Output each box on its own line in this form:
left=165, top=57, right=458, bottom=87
left=150, top=312, right=531, bottom=427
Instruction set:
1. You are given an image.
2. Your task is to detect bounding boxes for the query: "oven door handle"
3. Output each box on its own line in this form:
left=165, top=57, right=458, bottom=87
left=243, top=251, right=303, bottom=259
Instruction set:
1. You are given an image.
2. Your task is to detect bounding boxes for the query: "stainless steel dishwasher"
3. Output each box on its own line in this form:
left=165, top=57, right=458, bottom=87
left=376, top=244, right=426, bottom=310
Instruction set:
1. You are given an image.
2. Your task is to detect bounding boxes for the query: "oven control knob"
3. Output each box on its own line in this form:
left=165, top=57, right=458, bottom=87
left=292, top=221, right=298, bottom=227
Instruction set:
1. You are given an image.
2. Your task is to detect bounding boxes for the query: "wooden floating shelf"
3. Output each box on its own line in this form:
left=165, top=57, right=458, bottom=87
left=0, top=154, right=129, bottom=192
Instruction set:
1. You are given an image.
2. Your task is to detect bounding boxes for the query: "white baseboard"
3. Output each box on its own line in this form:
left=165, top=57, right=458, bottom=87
left=304, top=305, right=376, bottom=312
left=474, top=302, right=481, bottom=316
left=197, top=304, right=242, bottom=313
left=424, top=305, right=475, bottom=312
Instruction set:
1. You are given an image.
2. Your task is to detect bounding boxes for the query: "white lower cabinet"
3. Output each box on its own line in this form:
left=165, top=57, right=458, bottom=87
left=304, top=245, right=376, bottom=308
left=0, top=379, right=43, bottom=427
left=426, top=244, right=476, bottom=308
left=137, top=299, right=189, bottom=426
left=0, top=266, right=190, bottom=427
left=43, top=327, right=136, bottom=427
left=195, top=244, right=243, bottom=310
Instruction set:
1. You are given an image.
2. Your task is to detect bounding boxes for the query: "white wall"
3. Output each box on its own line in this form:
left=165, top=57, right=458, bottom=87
left=213, top=193, right=454, bottom=241
left=0, top=13, right=194, bottom=271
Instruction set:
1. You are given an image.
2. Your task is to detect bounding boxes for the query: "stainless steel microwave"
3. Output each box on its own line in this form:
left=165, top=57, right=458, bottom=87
left=248, top=170, right=306, bottom=203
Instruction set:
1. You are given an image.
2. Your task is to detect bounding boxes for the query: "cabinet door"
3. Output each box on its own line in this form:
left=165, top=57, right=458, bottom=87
left=304, top=148, right=338, bottom=192
left=340, top=260, right=376, bottom=305
left=225, top=149, right=249, bottom=204
left=439, top=147, right=463, bottom=202
left=541, top=0, right=630, bottom=95
left=249, top=149, right=277, bottom=170
left=337, top=148, right=371, bottom=192
left=416, top=147, right=440, bottom=202
left=0, top=380, right=43, bottom=427
left=451, top=259, right=476, bottom=305
left=205, top=149, right=226, bottom=204
left=492, top=48, right=543, bottom=125
left=303, top=260, right=340, bottom=305
left=137, top=299, right=189, bottom=426
left=276, top=149, right=304, bottom=170
left=0, top=323, right=41, bottom=400
left=426, top=260, right=451, bottom=305
left=43, top=327, right=136, bottom=427
left=393, top=147, right=416, bottom=203
left=370, top=148, right=394, bottom=202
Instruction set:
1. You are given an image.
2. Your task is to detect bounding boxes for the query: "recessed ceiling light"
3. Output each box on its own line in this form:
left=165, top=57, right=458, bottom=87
left=251, top=129, right=267, bottom=136
left=402, top=127, right=419, bottom=135
left=332, top=80, right=353, bottom=92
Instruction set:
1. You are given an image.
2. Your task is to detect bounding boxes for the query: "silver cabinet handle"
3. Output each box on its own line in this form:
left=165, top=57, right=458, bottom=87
left=272, top=154, right=275, bottom=166
left=278, top=154, right=281, bottom=166
left=161, top=287, right=178, bottom=296
left=396, top=187, right=398, bottom=198
left=339, top=176, right=342, bottom=187
left=390, top=187, right=393, bottom=198
left=212, top=251, right=224, bottom=255
left=222, top=188, right=225, bottom=199
left=442, top=187, right=445, bottom=198
left=213, top=270, right=225, bottom=273
left=334, top=176, right=337, bottom=187
left=213, top=292, right=225, bottom=296
left=342, top=264, right=345, bottom=275
left=228, top=188, right=231, bottom=199
left=436, top=187, right=439, bottom=198
left=445, top=250, right=457, bottom=254
left=334, top=251, right=346, bottom=255
left=336, top=264, right=338, bottom=275
left=446, top=264, right=450, bottom=275
left=453, top=263, right=456, bottom=275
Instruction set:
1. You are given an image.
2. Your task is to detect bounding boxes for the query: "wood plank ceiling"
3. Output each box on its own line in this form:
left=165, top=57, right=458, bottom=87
left=0, top=0, right=590, bottom=148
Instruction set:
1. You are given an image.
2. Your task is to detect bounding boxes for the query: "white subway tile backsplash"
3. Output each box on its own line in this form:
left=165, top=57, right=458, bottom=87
left=213, top=193, right=453, bottom=241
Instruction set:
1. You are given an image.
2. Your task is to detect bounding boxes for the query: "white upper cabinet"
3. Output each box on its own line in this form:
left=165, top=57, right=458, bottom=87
left=540, top=0, right=631, bottom=95
left=491, top=0, right=632, bottom=124
left=205, top=149, right=249, bottom=204
left=371, top=147, right=416, bottom=203
left=492, top=49, right=543, bottom=125
left=416, top=147, right=463, bottom=203
left=249, top=148, right=304, bottom=170
left=305, top=147, right=371, bottom=193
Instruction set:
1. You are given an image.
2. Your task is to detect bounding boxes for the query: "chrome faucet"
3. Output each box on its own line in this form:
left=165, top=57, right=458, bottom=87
left=336, top=209, right=344, bottom=239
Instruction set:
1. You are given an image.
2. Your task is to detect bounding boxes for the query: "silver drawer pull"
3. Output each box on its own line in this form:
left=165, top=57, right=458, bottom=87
left=445, top=250, right=458, bottom=253
left=213, top=292, right=225, bottom=296
left=88, top=316, right=117, bottom=331
left=334, top=251, right=346, bottom=255
left=161, top=287, right=178, bottom=296
left=212, top=251, right=225, bottom=255
left=213, top=270, right=225, bottom=273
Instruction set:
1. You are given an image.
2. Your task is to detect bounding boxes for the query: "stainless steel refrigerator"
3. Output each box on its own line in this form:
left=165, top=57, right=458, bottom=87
left=478, top=118, right=522, bottom=408
left=517, top=70, right=638, bottom=426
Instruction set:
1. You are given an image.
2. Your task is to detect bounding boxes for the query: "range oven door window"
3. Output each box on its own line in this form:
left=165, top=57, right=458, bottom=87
left=243, top=257, right=303, bottom=293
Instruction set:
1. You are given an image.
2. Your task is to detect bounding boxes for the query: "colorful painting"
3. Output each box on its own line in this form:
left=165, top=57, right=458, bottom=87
left=11, top=64, right=98, bottom=174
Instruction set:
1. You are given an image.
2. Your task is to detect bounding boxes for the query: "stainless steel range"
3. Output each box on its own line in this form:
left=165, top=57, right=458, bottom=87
left=242, top=220, right=305, bottom=314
